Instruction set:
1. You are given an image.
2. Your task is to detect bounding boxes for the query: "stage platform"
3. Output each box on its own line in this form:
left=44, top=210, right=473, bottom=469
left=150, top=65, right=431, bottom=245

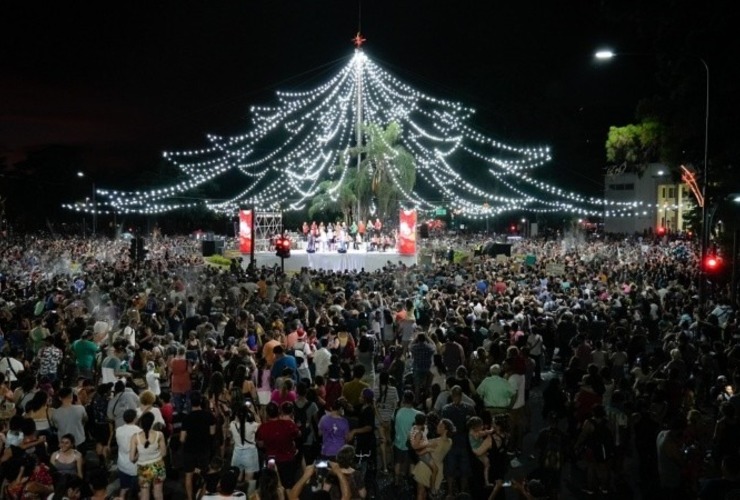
left=247, top=249, right=417, bottom=273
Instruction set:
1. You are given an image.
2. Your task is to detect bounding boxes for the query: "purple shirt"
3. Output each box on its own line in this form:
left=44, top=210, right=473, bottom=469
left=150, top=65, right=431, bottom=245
left=318, top=414, right=350, bottom=457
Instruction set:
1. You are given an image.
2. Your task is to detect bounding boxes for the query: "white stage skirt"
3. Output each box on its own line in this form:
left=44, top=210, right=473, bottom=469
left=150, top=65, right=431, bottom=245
left=247, top=249, right=417, bottom=273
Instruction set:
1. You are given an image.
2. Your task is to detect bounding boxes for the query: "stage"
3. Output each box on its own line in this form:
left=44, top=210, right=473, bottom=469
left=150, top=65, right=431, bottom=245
left=246, top=248, right=417, bottom=273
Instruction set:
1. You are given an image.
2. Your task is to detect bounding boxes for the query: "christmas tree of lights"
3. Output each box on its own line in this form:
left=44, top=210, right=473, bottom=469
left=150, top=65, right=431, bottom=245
left=81, top=39, right=646, bottom=220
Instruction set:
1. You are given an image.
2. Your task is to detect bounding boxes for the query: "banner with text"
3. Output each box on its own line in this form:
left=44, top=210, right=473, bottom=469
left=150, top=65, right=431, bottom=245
left=239, top=209, right=253, bottom=254
left=399, top=209, right=417, bottom=255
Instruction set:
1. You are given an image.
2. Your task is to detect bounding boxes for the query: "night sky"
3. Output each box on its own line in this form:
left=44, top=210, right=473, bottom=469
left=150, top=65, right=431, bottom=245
left=0, top=1, right=718, bottom=202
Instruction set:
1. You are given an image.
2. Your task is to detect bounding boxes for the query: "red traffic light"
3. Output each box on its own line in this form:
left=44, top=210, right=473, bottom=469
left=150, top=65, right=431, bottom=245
left=704, top=255, right=722, bottom=272
left=275, top=235, right=291, bottom=258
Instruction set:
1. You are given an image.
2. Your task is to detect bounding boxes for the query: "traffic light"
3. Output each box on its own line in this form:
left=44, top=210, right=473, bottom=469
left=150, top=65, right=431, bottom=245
left=275, top=235, right=291, bottom=258
left=703, top=254, right=723, bottom=274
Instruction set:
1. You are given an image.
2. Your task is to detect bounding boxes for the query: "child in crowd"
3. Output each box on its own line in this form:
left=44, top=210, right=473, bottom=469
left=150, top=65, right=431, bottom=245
left=409, top=413, right=439, bottom=494
left=468, top=416, right=494, bottom=488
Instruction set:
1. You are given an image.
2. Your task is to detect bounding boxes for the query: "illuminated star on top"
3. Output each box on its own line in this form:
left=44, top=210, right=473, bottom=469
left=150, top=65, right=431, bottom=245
left=352, top=32, right=366, bottom=48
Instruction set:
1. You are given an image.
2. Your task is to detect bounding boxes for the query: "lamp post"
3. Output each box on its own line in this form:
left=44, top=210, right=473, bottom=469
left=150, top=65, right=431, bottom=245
left=652, top=169, right=667, bottom=231
left=595, top=49, right=709, bottom=304
left=77, top=171, right=96, bottom=237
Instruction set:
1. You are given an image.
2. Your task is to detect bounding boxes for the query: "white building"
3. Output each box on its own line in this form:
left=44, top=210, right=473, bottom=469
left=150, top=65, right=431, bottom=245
left=603, top=162, right=695, bottom=234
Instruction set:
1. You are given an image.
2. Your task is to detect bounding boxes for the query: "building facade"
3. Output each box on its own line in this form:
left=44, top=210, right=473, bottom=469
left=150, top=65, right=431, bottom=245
left=603, top=162, right=695, bottom=235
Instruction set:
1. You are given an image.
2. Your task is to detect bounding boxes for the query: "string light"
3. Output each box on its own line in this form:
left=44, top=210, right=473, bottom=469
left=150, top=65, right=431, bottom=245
left=74, top=49, right=651, bottom=218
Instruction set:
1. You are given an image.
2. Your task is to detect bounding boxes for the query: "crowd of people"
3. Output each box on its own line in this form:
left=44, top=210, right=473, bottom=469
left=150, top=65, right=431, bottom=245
left=0, top=230, right=738, bottom=500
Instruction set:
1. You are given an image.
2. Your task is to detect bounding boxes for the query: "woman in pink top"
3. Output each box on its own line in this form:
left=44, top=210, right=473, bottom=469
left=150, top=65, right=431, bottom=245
left=169, top=347, right=192, bottom=413
left=270, top=379, right=297, bottom=406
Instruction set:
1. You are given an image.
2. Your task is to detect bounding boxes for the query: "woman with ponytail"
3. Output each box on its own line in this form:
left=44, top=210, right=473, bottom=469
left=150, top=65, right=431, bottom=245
left=229, top=402, right=261, bottom=494
left=270, top=379, right=296, bottom=406
left=130, top=411, right=167, bottom=500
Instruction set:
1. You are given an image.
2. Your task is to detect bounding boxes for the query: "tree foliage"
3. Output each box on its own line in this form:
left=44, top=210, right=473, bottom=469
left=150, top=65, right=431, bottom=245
left=309, top=121, right=417, bottom=223
left=308, top=157, right=357, bottom=223
left=351, top=121, right=416, bottom=221
left=605, top=120, right=663, bottom=175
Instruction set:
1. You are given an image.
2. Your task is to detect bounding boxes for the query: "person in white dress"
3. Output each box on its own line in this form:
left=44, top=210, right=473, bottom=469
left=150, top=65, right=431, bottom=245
left=319, top=227, right=327, bottom=253
left=327, top=226, right=334, bottom=251
left=145, top=362, right=161, bottom=396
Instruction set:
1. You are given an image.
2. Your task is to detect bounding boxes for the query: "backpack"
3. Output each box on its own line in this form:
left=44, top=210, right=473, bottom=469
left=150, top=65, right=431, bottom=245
left=90, top=394, right=108, bottom=426
left=541, top=428, right=565, bottom=471
left=294, top=400, right=314, bottom=446
left=587, top=417, right=615, bottom=463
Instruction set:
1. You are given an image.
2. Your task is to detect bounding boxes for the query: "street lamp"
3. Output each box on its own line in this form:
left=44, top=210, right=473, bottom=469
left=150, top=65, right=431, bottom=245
left=595, top=49, right=710, bottom=303
left=77, top=171, right=96, bottom=237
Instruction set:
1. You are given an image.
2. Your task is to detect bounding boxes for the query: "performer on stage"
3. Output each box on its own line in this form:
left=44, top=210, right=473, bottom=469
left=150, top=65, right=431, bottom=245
left=302, top=221, right=309, bottom=241
left=374, top=218, right=382, bottom=237
left=311, top=221, right=318, bottom=237
left=319, top=223, right=327, bottom=252
left=306, top=232, right=316, bottom=253
left=369, top=233, right=379, bottom=252
left=358, top=219, right=366, bottom=242
left=337, top=224, right=347, bottom=252
left=327, top=224, right=334, bottom=252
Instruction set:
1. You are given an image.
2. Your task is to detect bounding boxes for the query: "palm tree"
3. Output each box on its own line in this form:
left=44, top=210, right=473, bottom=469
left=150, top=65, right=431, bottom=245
left=351, top=121, right=416, bottom=221
left=311, top=122, right=416, bottom=223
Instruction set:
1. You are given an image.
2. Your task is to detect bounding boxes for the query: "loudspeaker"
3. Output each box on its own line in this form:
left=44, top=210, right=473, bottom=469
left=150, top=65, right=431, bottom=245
left=483, top=243, right=511, bottom=257
left=202, top=240, right=216, bottom=257
left=488, top=243, right=511, bottom=257
left=420, top=222, right=429, bottom=239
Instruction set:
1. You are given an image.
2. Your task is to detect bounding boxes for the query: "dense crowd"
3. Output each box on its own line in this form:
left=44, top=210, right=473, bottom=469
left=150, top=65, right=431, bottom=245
left=0, top=231, right=738, bottom=500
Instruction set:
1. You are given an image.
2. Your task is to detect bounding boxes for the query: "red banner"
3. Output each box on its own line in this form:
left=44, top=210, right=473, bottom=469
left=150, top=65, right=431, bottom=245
left=399, top=209, right=417, bottom=255
left=239, top=210, right=253, bottom=254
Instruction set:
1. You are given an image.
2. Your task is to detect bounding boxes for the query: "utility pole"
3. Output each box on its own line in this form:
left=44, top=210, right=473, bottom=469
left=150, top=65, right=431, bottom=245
left=355, top=49, right=364, bottom=223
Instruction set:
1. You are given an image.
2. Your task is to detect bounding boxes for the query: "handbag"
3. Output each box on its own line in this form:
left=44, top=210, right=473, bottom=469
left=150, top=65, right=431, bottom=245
left=44, top=407, right=60, bottom=451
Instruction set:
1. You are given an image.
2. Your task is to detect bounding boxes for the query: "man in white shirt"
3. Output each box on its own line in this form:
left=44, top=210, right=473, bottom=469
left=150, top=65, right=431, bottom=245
left=101, top=346, right=131, bottom=385
left=116, top=409, right=141, bottom=499
left=122, top=318, right=137, bottom=348
left=107, top=381, right=140, bottom=428
left=312, top=338, right=332, bottom=378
